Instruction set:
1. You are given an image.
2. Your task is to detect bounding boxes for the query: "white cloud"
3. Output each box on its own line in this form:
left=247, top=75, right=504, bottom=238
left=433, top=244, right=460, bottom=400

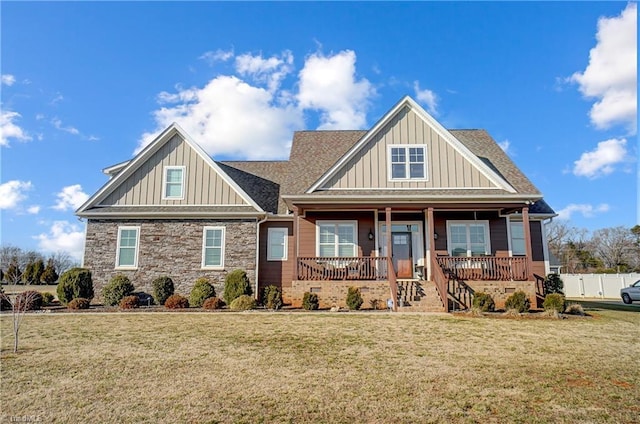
left=235, top=51, right=293, bottom=93
left=200, top=48, right=235, bottom=65
left=51, top=117, right=80, bottom=135
left=557, top=203, right=610, bottom=221
left=1, top=110, right=32, bottom=146
left=573, top=138, right=627, bottom=178
left=27, top=205, right=41, bottom=215
left=413, top=81, right=438, bottom=115
left=298, top=50, right=375, bottom=129
left=498, top=139, right=511, bottom=154
left=35, top=221, right=85, bottom=262
left=569, top=3, right=637, bottom=134
left=0, top=180, right=33, bottom=209
left=1, top=74, right=16, bottom=86
left=53, top=184, right=90, bottom=211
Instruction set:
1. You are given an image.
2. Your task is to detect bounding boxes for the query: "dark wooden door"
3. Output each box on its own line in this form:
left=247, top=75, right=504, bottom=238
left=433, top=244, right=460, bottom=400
left=392, top=232, right=413, bottom=278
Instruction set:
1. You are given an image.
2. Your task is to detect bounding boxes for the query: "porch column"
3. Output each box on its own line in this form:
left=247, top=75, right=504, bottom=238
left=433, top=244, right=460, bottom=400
left=522, top=206, right=534, bottom=281
left=386, top=207, right=397, bottom=311
left=293, top=206, right=299, bottom=280
left=426, top=207, right=435, bottom=281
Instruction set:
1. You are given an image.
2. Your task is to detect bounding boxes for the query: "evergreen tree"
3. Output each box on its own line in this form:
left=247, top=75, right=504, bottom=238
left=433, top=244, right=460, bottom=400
left=41, top=258, right=59, bottom=284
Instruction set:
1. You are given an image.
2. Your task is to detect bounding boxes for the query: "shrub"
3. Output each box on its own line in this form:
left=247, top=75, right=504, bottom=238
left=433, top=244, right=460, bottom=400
left=229, top=294, right=256, bottom=311
left=262, top=285, right=283, bottom=310
left=164, top=294, right=189, bottom=309
left=346, top=286, right=363, bottom=310
left=203, top=296, right=224, bottom=310
left=223, top=269, right=252, bottom=304
left=119, top=295, right=139, bottom=310
left=68, top=298, right=91, bottom=310
left=189, top=278, right=216, bottom=308
left=152, top=276, right=175, bottom=306
left=57, top=268, right=94, bottom=305
left=16, top=290, right=43, bottom=310
left=564, top=302, right=585, bottom=316
left=544, top=273, right=564, bottom=295
left=504, top=290, right=530, bottom=313
left=41, top=292, right=55, bottom=306
left=543, top=293, right=566, bottom=314
left=472, top=292, right=495, bottom=312
left=102, top=274, right=135, bottom=306
left=302, top=292, right=319, bottom=310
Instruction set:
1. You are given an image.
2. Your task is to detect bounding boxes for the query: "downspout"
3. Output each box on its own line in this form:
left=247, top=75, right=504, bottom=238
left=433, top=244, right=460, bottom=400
left=255, top=215, right=268, bottom=299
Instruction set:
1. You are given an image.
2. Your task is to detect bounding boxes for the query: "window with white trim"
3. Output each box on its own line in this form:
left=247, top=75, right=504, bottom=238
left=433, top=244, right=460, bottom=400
left=267, top=227, right=288, bottom=261
left=510, top=222, right=526, bottom=256
left=389, top=145, right=427, bottom=180
left=202, top=227, right=225, bottom=268
left=317, top=221, right=357, bottom=257
left=447, top=221, right=490, bottom=257
left=116, top=226, right=140, bottom=268
left=163, top=166, right=185, bottom=199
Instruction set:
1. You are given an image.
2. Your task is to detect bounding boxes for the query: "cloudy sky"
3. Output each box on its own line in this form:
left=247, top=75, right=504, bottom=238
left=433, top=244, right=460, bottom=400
left=0, top=2, right=637, bottom=262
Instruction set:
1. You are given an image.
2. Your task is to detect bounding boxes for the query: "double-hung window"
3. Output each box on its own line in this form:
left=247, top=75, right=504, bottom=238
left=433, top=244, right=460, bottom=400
left=510, top=222, right=526, bottom=256
left=389, top=145, right=427, bottom=180
left=202, top=227, right=225, bottom=268
left=317, top=221, right=357, bottom=257
left=116, top=226, right=140, bottom=268
left=163, top=166, right=185, bottom=200
left=447, top=221, right=490, bottom=257
left=267, top=228, right=288, bottom=261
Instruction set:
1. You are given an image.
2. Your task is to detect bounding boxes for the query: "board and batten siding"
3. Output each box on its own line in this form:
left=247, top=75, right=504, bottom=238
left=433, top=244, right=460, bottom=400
left=322, top=107, right=496, bottom=190
left=101, top=134, right=248, bottom=206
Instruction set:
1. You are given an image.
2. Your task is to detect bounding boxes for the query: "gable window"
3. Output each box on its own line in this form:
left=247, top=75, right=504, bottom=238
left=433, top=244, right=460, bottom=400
left=267, top=227, right=288, bottom=261
left=389, top=145, right=427, bottom=180
left=202, top=227, right=225, bottom=268
left=163, top=166, right=185, bottom=199
left=447, top=221, right=490, bottom=257
left=116, top=226, right=140, bottom=268
left=317, top=221, right=357, bottom=257
left=510, top=222, right=526, bottom=256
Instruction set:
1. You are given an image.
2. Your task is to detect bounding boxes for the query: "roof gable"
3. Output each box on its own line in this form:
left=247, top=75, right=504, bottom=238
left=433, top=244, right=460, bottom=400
left=308, top=96, right=516, bottom=193
left=77, top=123, right=263, bottom=215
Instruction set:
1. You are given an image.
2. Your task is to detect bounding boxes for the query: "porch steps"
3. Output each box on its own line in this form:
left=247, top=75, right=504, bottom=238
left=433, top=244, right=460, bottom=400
left=396, top=280, right=446, bottom=312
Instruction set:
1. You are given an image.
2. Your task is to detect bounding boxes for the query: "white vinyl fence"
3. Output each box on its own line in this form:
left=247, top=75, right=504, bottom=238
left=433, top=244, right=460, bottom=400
left=561, top=273, right=640, bottom=299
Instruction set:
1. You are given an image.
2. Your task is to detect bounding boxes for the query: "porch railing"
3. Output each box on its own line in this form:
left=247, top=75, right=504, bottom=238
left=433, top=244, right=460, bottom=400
left=435, top=256, right=529, bottom=281
left=297, top=257, right=389, bottom=281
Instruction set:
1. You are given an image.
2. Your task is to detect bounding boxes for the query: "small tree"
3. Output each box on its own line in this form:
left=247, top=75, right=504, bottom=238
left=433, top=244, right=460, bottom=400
left=262, top=285, right=283, bottom=310
left=5, top=258, right=22, bottom=284
left=346, top=286, right=364, bottom=310
left=1, top=284, right=43, bottom=353
left=543, top=274, right=564, bottom=295
left=152, top=276, right=174, bottom=305
left=41, top=258, right=59, bottom=285
left=223, top=269, right=252, bottom=304
left=302, top=292, right=319, bottom=310
left=57, top=268, right=94, bottom=305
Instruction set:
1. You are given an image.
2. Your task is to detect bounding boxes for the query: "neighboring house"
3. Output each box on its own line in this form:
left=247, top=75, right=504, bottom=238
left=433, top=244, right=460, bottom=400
left=77, top=96, right=556, bottom=311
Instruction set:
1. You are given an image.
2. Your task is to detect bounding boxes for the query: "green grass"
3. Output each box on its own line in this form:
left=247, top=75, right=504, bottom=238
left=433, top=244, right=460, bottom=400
left=1, top=310, right=638, bottom=423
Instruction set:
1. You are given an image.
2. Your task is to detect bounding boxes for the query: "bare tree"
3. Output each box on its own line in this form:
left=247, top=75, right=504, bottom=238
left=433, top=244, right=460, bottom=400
left=49, top=250, right=77, bottom=275
left=1, top=285, right=42, bottom=353
left=591, top=226, right=637, bottom=271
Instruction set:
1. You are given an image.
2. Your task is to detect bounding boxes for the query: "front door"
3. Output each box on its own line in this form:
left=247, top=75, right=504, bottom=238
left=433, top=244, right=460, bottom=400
left=392, top=232, right=413, bottom=278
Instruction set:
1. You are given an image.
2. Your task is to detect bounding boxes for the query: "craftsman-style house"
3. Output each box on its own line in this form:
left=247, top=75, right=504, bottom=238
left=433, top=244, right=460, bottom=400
left=77, top=96, right=556, bottom=311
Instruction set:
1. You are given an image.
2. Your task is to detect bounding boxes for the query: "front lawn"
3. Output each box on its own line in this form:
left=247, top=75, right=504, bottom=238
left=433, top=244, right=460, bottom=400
left=1, top=310, right=638, bottom=423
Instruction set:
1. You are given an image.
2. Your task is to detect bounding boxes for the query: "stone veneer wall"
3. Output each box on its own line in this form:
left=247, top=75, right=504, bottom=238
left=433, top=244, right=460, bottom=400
left=84, top=219, right=257, bottom=302
left=288, top=280, right=391, bottom=309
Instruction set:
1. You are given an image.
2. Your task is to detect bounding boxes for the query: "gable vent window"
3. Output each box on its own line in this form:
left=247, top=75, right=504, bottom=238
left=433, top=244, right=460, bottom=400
left=163, top=166, right=185, bottom=199
left=389, top=145, right=427, bottom=180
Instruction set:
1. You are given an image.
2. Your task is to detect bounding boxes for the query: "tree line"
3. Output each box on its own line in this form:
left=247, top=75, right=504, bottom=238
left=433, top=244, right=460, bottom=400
left=0, top=245, right=79, bottom=285
left=546, top=224, right=640, bottom=274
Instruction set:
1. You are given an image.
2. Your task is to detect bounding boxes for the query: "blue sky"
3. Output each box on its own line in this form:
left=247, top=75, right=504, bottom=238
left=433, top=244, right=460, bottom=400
left=1, top=2, right=637, bottom=262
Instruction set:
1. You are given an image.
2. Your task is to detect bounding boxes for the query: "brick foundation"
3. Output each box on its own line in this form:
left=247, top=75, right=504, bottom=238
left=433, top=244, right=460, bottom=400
left=289, top=280, right=391, bottom=309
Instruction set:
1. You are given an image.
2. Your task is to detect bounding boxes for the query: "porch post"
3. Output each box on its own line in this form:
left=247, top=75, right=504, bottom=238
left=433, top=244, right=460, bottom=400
left=427, top=207, right=435, bottom=281
left=385, top=207, right=397, bottom=311
left=293, top=206, right=299, bottom=280
left=522, top=206, right=534, bottom=281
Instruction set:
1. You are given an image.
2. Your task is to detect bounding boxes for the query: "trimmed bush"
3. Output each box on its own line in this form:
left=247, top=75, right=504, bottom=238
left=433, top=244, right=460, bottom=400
left=152, top=276, right=174, bottom=306
left=544, top=273, right=564, bottom=295
left=102, top=274, right=135, bottom=306
left=472, top=292, right=495, bottom=312
left=262, top=285, right=283, bottom=310
left=504, top=290, right=531, bottom=313
left=164, top=294, right=189, bottom=309
left=229, top=294, right=256, bottom=311
left=203, top=296, right=224, bottom=310
left=564, top=302, right=585, bottom=316
left=543, top=293, right=566, bottom=314
left=119, top=295, right=139, bottom=309
left=41, top=292, right=55, bottom=306
left=302, top=292, right=319, bottom=310
left=68, top=298, right=91, bottom=310
left=16, top=290, right=43, bottom=311
left=189, top=278, right=216, bottom=308
left=223, top=269, right=252, bottom=304
left=57, top=268, right=94, bottom=305
left=346, top=286, right=363, bottom=310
